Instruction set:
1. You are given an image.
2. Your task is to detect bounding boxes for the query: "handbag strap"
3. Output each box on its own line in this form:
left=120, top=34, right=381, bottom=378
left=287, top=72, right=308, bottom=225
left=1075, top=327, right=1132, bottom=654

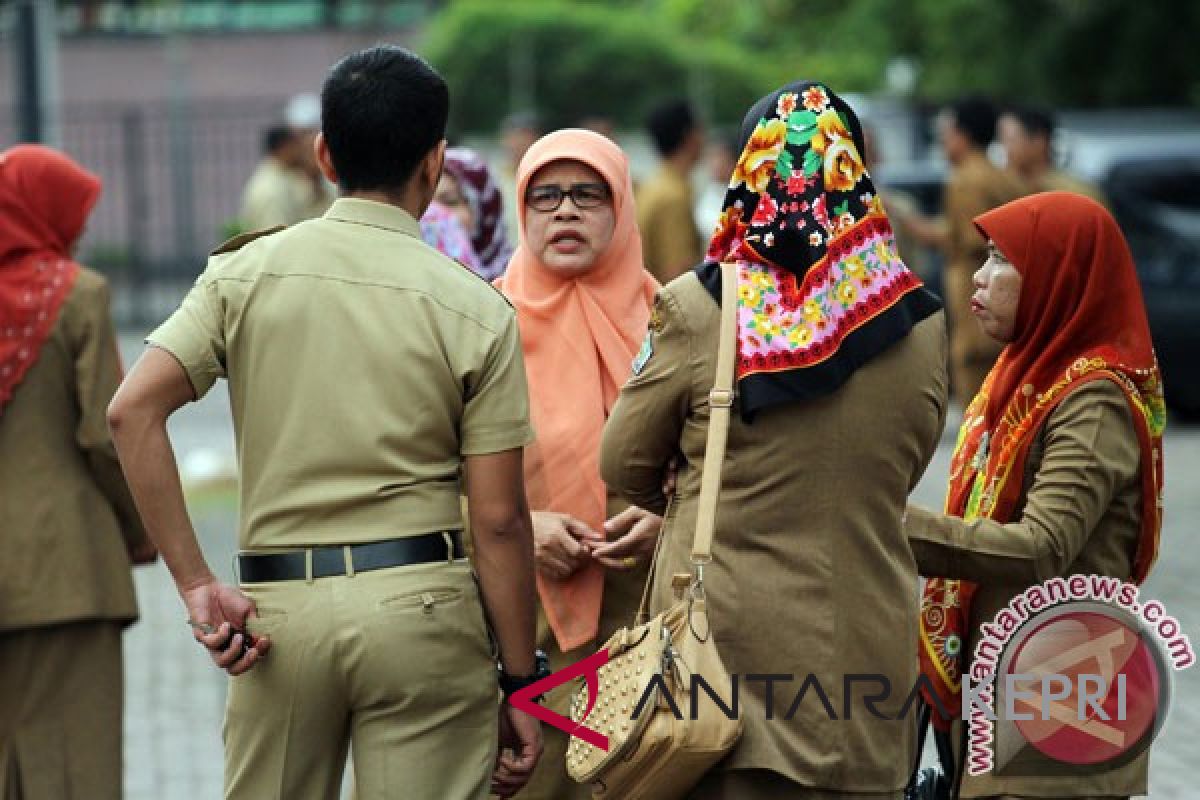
left=635, top=262, right=738, bottom=621
left=691, top=261, right=737, bottom=565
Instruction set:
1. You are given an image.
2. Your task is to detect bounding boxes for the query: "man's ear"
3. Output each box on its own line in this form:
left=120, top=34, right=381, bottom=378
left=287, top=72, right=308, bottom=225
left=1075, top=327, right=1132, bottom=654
left=314, top=132, right=338, bottom=185
left=425, top=138, right=448, bottom=191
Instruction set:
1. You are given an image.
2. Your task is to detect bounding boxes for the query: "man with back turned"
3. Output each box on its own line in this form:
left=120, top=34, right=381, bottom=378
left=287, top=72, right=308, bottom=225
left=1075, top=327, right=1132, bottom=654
left=108, top=45, right=543, bottom=799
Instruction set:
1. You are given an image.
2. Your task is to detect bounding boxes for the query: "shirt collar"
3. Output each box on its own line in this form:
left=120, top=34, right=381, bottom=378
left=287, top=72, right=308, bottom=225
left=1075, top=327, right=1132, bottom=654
left=323, top=197, right=421, bottom=237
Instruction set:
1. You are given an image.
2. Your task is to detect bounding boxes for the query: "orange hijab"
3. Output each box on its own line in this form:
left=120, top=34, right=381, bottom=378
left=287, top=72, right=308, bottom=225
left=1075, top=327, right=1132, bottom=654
left=919, top=192, right=1165, bottom=726
left=496, top=129, right=658, bottom=651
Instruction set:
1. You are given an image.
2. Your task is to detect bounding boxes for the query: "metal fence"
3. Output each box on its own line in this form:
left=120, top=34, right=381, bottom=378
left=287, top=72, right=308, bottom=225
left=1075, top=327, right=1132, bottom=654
left=2, top=97, right=286, bottom=325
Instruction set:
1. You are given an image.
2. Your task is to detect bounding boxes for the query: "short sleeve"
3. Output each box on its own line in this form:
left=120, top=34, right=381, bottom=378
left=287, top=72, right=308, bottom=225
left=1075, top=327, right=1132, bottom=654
left=145, top=268, right=227, bottom=399
left=460, top=312, right=535, bottom=455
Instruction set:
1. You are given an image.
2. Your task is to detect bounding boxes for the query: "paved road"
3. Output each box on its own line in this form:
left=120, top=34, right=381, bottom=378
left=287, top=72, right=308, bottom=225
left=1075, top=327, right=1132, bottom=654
left=117, top=335, right=1198, bottom=798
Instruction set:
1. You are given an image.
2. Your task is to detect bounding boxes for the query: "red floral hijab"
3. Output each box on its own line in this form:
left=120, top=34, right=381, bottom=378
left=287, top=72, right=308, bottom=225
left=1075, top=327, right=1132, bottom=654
left=0, top=145, right=100, bottom=413
left=919, top=191, right=1166, bottom=725
left=696, top=80, right=941, bottom=418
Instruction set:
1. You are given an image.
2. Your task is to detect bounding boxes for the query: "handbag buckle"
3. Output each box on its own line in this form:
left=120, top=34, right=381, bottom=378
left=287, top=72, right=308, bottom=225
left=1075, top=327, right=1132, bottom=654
left=708, top=388, right=735, bottom=408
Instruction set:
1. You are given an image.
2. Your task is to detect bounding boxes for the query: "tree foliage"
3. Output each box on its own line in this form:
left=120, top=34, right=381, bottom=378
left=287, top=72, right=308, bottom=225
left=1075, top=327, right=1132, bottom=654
left=421, top=0, right=1200, bottom=134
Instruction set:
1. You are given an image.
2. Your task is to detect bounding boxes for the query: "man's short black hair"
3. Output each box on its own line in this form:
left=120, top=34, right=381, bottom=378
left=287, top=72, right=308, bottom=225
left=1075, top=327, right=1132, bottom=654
left=1006, top=104, right=1056, bottom=141
left=263, top=125, right=295, bottom=155
left=948, top=95, right=999, bottom=150
left=646, top=99, right=698, bottom=157
left=320, top=45, right=448, bottom=192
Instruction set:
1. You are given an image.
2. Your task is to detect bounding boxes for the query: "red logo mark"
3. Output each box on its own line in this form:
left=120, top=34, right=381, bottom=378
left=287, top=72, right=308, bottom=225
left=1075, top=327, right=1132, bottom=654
left=509, top=648, right=611, bottom=751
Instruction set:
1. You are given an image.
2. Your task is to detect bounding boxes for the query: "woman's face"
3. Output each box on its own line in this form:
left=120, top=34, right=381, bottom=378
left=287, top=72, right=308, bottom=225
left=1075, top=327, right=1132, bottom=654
left=434, top=173, right=473, bottom=234
left=523, top=159, right=615, bottom=277
left=972, top=240, right=1023, bottom=342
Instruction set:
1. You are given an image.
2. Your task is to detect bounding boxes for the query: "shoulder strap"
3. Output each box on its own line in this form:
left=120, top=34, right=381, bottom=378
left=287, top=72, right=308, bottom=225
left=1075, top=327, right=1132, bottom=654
left=690, top=262, right=737, bottom=564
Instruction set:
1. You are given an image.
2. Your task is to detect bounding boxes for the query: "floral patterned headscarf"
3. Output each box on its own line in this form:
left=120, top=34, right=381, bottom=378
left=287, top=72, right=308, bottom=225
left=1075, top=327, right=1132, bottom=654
left=696, top=80, right=941, bottom=418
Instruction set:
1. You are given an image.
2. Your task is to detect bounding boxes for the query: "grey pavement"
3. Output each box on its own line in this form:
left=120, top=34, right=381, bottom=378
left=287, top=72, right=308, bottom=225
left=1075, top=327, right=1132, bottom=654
left=117, top=333, right=1199, bottom=798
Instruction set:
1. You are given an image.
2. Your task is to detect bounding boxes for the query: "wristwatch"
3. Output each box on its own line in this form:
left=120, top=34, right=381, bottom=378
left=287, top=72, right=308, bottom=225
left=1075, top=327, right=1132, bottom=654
left=498, top=649, right=551, bottom=703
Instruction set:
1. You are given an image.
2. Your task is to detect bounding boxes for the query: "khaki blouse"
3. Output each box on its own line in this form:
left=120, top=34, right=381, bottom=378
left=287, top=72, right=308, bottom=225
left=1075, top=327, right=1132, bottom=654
left=907, top=378, right=1148, bottom=798
left=601, top=271, right=949, bottom=792
left=0, top=268, right=147, bottom=631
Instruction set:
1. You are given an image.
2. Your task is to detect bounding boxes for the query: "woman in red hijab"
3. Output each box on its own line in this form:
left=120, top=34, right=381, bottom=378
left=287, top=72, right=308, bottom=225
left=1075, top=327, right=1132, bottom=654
left=910, top=191, right=1165, bottom=799
left=0, top=145, right=154, bottom=799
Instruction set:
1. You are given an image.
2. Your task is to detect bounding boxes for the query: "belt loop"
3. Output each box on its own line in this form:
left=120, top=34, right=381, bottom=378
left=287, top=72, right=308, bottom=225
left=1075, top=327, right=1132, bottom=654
left=305, top=549, right=314, bottom=584
left=442, top=531, right=454, bottom=562
left=344, top=545, right=356, bottom=578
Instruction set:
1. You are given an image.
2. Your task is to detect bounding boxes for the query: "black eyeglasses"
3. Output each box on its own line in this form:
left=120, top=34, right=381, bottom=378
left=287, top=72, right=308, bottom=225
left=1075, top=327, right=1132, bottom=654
left=525, top=182, right=611, bottom=212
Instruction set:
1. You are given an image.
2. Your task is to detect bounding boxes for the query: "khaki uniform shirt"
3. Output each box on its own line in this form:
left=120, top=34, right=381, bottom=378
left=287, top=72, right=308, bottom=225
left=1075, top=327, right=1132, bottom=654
left=907, top=379, right=1147, bottom=797
left=600, top=272, right=949, bottom=791
left=636, top=164, right=703, bottom=285
left=1036, top=168, right=1108, bottom=207
left=943, top=153, right=1028, bottom=401
left=240, top=158, right=303, bottom=231
left=0, top=269, right=146, bottom=631
left=148, top=198, right=534, bottom=550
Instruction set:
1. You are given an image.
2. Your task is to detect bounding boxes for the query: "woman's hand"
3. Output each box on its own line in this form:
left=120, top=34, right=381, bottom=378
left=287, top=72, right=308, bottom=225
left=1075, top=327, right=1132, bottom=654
left=591, top=506, right=662, bottom=570
left=532, top=511, right=603, bottom=580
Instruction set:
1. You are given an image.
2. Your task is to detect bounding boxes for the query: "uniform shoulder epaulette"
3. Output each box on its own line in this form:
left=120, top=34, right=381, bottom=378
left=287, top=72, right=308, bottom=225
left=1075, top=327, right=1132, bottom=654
left=452, top=259, right=515, bottom=308
left=210, top=225, right=286, bottom=256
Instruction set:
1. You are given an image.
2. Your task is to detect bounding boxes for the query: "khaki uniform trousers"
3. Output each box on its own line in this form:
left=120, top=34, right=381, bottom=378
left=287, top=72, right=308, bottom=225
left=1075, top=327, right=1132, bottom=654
left=0, top=622, right=124, bottom=800
left=226, top=557, right=498, bottom=800
left=688, top=769, right=902, bottom=800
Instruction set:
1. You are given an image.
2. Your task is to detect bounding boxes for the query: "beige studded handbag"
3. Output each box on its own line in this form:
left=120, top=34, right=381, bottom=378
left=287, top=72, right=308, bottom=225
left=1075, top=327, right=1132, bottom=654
left=565, top=263, right=744, bottom=799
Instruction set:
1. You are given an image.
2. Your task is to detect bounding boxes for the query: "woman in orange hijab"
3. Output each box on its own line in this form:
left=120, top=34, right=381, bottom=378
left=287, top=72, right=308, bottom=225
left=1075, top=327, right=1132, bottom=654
left=495, top=128, right=659, bottom=799
left=909, top=191, right=1165, bottom=799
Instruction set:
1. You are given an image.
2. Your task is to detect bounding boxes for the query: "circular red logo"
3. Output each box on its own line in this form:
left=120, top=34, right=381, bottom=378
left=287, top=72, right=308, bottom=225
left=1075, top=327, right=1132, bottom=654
left=1004, top=607, right=1165, bottom=766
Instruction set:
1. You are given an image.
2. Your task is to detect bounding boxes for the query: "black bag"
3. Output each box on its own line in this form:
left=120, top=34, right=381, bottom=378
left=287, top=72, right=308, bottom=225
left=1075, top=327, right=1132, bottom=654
left=905, top=702, right=954, bottom=800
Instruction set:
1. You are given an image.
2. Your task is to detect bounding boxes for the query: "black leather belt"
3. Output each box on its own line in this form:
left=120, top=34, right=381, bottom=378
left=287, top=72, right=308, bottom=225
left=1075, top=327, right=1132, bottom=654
left=237, top=531, right=464, bottom=583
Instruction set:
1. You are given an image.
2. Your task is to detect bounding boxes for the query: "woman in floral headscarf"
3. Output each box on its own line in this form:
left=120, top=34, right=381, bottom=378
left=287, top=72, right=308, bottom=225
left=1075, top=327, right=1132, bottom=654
left=435, top=146, right=514, bottom=280
left=601, top=82, right=947, bottom=798
left=909, top=191, right=1164, bottom=799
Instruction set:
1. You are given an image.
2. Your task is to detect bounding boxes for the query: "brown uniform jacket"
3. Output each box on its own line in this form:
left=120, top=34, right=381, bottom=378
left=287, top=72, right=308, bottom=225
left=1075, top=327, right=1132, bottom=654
left=636, top=165, right=704, bottom=285
left=0, top=269, right=146, bottom=632
left=908, top=379, right=1147, bottom=797
left=943, top=153, right=1027, bottom=402
left=600, top=272, right=949, bottom=791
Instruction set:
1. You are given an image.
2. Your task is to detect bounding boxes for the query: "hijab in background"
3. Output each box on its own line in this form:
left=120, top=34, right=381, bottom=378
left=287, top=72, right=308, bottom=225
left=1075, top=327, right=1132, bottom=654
left=696, top=80, right=941, bottom=419
left=919, top=191, right=1166, bottom=724
left=497, top=129, right=658, bottom=651
left=0, top=145, right=100, bottom=413
left=443, top=147, right=513, bottom=280
left=419, top=200, right=482, bottom=272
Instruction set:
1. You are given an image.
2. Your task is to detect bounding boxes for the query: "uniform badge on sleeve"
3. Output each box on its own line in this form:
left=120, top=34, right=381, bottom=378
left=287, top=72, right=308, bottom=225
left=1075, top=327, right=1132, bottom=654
left=631, top=330, right=654, bottom=376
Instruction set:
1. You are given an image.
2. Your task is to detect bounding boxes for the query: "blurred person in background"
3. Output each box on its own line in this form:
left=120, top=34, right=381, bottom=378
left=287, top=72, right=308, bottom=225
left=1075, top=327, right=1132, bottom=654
left=909, top=192, right=1162, bottom=799
left=497, top=111, right=544, bottom=239
left=435, top=146, right=514, bottom=281
left=602, top=81, right=946, bottom=798
left=908, top=95, right=1027, bottom=405
left=285, top=92, right=337, bottom=220
left=999, top=105, right=1107, bottom=204
left=637, top=98, right=706, bottom=284
left=240, top=123, right=306, bottom=230
left=495, top=128, right=661, bottom=800
left=0, top=144, right=155, bottom=800
left=694, top=126, right=740, bottom=241
left=420, top=200, right=482, bottom=272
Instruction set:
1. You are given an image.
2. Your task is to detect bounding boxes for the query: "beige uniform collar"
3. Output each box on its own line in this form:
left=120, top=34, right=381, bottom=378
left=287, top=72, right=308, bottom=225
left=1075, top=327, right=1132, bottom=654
left=323, top=197, right=421, bottom=237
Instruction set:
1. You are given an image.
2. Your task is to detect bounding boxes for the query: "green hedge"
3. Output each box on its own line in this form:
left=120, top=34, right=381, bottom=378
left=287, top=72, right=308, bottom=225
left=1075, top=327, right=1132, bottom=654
left=421, top=3, right=773, bottom=133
